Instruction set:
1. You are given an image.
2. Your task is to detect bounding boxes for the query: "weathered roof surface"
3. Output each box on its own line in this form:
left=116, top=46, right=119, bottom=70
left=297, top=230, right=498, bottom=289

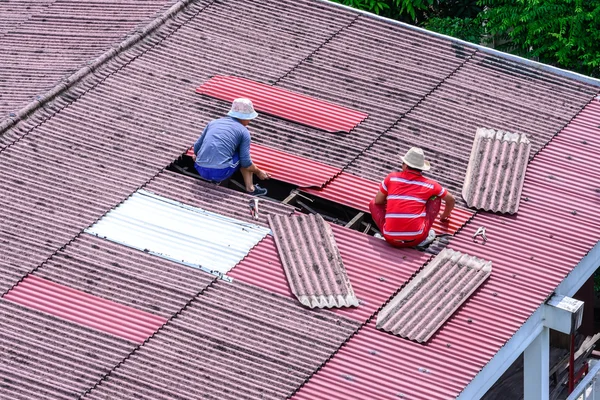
left=198, top=75, right=369, bottom=133
left=4, top=275, right=167, bottom=343
left=303, top=172, right=475, bottom=234
left=292, top=98, right=600, bottom=400
left=0, top=0, right=176, bottom=117
left=0, top=299, right=134, bottom=399
left=34, top=233, right=215, bottom=318
left=86, top=190, right=270, bottom=275
left=230, top=223, right=430, bottom=322
left=462, top=128, right=531, bottom=213
left=0, top=0, right=599, bottom=398
left=377, top=248, right=492, bottom=342
left=83, top=280, right=361, bottom=400
left=269, top=214, right=359, bottom=308
left=343, top=52, right=597, bottom=202
left=146, top=170, right=295, bottom=228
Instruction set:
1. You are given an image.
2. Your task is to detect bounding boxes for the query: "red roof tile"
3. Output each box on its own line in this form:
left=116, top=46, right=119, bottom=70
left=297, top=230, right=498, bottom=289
left=198, top=75, right=368, bottom=132
left=303, top=172, right=474, bottom=234
left=229, top=223, right=430, bottom=323
left=3, top=275, right=167, bottom=343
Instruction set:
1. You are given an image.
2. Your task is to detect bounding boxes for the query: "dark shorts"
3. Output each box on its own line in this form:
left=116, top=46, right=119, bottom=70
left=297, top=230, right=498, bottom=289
left=195, top=153, right=240, bottom=182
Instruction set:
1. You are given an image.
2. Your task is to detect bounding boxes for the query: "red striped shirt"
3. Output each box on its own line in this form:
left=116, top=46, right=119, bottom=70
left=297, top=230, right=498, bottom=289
left=379, top=170, right=446, bottom=241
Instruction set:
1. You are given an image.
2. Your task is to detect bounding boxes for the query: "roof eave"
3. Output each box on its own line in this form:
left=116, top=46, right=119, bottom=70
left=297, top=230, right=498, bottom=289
left=316, top=0, right=600, bottom=88
left=457, top=240, right=600, bottom=399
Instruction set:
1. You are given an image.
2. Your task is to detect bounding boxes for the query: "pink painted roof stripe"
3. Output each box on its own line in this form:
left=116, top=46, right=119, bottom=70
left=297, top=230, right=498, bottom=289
left=303, top=172, right=474, bottom=234
left=3, top=275, right=167, bottom=343
left=197, top=75, right=369, bottom=133
left=229, top=223, right=429, bottom=322
left=186, top=143, right=341, bottom=188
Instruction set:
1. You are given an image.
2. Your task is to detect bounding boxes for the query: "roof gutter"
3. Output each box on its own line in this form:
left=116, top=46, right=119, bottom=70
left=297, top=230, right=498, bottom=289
left=457, top=240, right=600, bottom=399
left=315, top=0, right=600, bottom=88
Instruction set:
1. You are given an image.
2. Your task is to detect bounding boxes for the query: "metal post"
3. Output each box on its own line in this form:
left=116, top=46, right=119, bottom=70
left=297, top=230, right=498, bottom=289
left=569, top=332, right=576, bottom=393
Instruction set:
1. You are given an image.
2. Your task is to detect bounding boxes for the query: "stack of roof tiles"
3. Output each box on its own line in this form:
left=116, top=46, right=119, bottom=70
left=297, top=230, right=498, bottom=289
left=0, top=0, right=599, bottom=399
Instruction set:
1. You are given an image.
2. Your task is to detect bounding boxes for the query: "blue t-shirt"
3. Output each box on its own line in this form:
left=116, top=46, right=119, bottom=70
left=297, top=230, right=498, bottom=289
left=193, top=117, right=252, bottom=169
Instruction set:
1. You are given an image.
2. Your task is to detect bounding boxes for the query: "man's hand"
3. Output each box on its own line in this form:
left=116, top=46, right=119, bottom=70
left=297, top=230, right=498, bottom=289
left=257, top=170, right=270, bottom=180
left=191, top=153, right=196, bottom=161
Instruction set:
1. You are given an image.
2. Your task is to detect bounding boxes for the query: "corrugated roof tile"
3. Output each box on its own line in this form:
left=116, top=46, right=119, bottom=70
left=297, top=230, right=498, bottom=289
left=230, top=223, right=430, bottom=322
left=83, top=280, right=361, bottom=400
left=0, top=298, right=135, bottom=399
left=86, top=190, right=270, bottom=275
left=462, top=128, right=531, bottom=213
left=198, top=75, right=368, bottom=133
left=377, top=247, right=492, bottom=342
left=34, top=233, right=215, bottom=318
left=268, top=214, right=359, bottom=308
left=3, top=275, right=167, bottom=343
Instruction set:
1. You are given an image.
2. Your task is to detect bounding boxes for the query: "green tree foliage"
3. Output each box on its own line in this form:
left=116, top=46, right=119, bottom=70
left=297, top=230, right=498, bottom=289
left=479, top=0, right=600, bottom=76
left=426, top=17, right=483, bottom=43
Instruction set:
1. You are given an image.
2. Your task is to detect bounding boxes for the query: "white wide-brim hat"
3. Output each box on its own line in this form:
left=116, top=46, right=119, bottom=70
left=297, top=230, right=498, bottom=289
left=401, top=147, right=431, bottom=171
left=227, top=97, right=258, bottom=120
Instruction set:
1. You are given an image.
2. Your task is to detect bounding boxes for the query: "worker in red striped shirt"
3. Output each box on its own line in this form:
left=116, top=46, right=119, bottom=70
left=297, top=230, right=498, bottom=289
left=369, top=147, right=455, bottom=248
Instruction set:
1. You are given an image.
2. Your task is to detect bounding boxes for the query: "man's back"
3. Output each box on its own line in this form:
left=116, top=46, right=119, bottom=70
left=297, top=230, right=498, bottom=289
left=194, top=117, right=251, bottom=169
left=380, top=170, right=446, bottom=239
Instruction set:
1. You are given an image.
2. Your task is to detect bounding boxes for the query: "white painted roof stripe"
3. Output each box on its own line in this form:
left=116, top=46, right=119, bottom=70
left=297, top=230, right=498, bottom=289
left=86, top=190, right=270, bottom=275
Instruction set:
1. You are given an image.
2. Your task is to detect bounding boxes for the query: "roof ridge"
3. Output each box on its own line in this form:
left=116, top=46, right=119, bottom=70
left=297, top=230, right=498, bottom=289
left=0, top=0, right=209, bottom=139
left=317, top=0, right=600, bottom=87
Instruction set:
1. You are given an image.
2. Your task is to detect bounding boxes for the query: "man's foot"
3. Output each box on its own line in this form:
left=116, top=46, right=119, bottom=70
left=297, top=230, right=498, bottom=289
left=248, top=184, right=267, bottom=197
left=374, top=232, right=385, bottom=240
left=417, top=228, right=436, bottom=248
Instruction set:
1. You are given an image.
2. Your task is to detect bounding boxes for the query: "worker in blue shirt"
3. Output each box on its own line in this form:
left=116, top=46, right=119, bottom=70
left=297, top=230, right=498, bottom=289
left=193, top=98, right=270, bottom=196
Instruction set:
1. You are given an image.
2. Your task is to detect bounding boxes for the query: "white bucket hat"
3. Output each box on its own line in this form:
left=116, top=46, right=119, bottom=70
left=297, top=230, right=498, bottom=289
left=227, top=98, right=258, bottom=120
left=401, top=147, right=431, bottom=171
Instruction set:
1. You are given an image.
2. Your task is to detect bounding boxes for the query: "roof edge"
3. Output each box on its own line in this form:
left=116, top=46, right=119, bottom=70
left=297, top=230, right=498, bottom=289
left=0, top=0, right=198, bottom=137
left=457, top=240, right=600, bottom=399
left=315, top=0, right=600, bottom=88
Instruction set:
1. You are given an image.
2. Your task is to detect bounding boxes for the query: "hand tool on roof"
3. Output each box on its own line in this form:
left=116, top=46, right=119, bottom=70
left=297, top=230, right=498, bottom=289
left=249, top=198, right=259, bottom=220
left=473, top=226, right=487, bottom=243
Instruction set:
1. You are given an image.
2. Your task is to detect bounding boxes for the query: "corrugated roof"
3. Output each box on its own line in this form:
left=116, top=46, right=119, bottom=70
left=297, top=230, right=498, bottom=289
left=3, top=275, right=166, bottom=343
left=268, top=214, right=359, bottom=308
left=229, top=223, right=430, bottom=322
left=0, top=0, right=175, bottom=117
left=197, top=75, right=368, bottom=133
left=83, top=279, right=361, bottom=400
left=291, top=98, right=600, bottom=400
left=146, top=170, right=295, bottom=228
left=343, top=52, right=598, bottom=201
left=377, top=248, right=492, bottom=342
left=462, top=128, right=531, bottom=213
left=250, top=143, right=342, bottom=188
left=0, top=298, right=135, bottom=399
left=35, top=233, right=215, bottom=318
left=302, top=172, right=474, bottom=235
left=86, top=190, right=270, bottom=275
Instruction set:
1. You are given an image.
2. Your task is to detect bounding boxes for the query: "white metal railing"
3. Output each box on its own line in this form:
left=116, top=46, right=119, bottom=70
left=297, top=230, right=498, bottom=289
left=567, top=361, right=600, bottom=400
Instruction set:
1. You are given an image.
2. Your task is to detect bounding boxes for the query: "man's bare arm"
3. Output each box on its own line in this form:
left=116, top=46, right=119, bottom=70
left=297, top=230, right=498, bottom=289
left=439, top=191, right=455, bottom=221
left=374, top=190, right=387, bottom=205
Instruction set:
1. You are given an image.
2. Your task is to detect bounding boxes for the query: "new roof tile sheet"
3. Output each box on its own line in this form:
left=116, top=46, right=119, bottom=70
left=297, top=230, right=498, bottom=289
left=291, top=94, right=600, bottom=400
left=146, top=170, right=295, bottom=227
left=3, top=275, right=167, bottom=343
left=302, top=172, right=474, bottom=235
left=0, top=299, right=135, bottom=399
left=83, top=280, right=361, bottom=400
left=198, top=75, right=369, bottom=133
left=0, top=0, right=176, bottom=117
left=462, top=128, right=531, bottom=213
left=377, top=248, right=492, bottom=342
left=269, top=214, right=359, bottom=308
left=35, top=233, right=215, bottom=318
left=344, top=52, right=598, bottom=202
left=86, top=190, right=270, bottom=275
left=229, top=223, right=430, bottom=322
